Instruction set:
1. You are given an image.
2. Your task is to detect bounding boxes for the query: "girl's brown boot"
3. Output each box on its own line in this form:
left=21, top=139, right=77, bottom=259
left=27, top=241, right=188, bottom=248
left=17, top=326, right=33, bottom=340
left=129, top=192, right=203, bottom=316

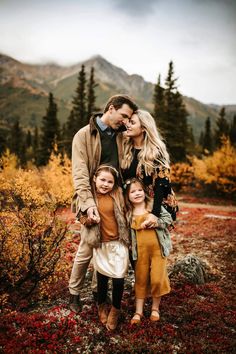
left=98, top=303, right=108, bottom=324
left=106, top=306, right=120, bottom=330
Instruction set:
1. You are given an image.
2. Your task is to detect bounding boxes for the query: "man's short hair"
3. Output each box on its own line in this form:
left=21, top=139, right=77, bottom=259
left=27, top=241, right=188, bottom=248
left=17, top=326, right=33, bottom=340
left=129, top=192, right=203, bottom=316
left=103, top=94, right=138, bottom=113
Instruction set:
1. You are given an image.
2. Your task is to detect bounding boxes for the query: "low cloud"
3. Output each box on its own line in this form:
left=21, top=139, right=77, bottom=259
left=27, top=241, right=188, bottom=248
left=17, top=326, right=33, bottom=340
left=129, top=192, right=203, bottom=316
left=113, top=0, right=158, bottom=17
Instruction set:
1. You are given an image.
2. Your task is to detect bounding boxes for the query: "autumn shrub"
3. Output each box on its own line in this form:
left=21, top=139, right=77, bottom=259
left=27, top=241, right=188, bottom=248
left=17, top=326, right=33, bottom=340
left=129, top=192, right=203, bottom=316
left=0, top=204, right=68, bottom=308
left=0, top=149, right=73, bottom=210
left=40, top=149, right=73, bottom=207
left=0, top=150, right=73, bottom=309
left=191, top=137, right=236, bottom=197
left=170, top=161, right=196, bottom=192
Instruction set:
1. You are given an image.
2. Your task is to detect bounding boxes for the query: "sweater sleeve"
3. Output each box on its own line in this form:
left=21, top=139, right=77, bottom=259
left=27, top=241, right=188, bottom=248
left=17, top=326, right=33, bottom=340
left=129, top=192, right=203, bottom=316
left=151, top=168, right=172, bottom=217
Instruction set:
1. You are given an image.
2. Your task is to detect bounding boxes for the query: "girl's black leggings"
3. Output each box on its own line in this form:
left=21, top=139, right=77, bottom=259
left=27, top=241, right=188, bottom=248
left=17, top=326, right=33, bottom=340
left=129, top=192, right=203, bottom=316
left=97, top=271, right=124, bottom=309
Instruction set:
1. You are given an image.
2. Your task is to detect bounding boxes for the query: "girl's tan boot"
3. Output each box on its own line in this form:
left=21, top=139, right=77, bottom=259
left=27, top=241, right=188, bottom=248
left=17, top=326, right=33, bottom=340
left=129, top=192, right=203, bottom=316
left=98, top=303, right=108, bottom=324
left=106, top=306, right=120, bottom=330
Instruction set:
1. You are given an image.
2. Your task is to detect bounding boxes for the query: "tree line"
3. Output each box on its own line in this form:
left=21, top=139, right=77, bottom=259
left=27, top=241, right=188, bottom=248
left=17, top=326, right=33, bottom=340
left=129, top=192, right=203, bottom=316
left=0, top=62, right=235, bottom=166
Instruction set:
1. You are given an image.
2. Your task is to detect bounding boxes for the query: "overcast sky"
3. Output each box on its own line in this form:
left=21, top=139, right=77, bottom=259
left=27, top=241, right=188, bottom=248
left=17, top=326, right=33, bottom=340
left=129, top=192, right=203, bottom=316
left=0, top=0, right=235, bottom=105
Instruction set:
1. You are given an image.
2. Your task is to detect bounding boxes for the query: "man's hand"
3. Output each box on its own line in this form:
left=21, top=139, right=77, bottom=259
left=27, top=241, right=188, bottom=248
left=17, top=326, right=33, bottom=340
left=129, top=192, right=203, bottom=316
left=86, top=206, right=100, bottom=225
left=141, top=213, right=158, bottom=229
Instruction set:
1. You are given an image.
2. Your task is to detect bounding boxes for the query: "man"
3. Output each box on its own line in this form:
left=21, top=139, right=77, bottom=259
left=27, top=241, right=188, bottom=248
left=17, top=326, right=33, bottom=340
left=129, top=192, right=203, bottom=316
left=69, top=94, right=138, bottom=313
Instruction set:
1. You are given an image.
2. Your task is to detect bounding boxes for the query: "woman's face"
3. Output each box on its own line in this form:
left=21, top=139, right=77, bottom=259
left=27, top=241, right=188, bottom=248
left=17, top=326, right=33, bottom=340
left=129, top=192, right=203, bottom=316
left=125, top=114, right=144, bottom=138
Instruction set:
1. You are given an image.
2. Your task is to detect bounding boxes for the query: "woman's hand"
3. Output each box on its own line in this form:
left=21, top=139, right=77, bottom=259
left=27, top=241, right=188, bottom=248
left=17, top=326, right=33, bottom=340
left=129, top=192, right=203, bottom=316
left=140, top=213, right=158, bottom=229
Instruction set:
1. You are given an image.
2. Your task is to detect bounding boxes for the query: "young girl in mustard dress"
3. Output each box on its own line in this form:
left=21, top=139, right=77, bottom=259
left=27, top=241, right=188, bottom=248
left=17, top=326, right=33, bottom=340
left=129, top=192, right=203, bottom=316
left=124, top=178, right=172, bottom=324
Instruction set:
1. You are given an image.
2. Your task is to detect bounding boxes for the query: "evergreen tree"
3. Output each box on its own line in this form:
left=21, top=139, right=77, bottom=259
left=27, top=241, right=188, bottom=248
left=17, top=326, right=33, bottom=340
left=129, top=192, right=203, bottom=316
left=66, top=110, right=77, bottom=139
left=0, top=128, right=7, bottom=155
left=215, top=107, right=229, bottom=147
left=64, top=65, right=98, bottom=157
left=157, top=61, right=189, bottom=162
left=171, top=90, right=190, bottom=160
left=39, top=93, right=60, bottom=165
left=162, top=61, right=178, bottom=141
left=64, top=110, right=77, bottom=157
left=202, top=117, right=213, bottom=153
left=9, top=119, right=26, bottom=164
left=229, top=114, right=236, bottom=146
left=199, top=131, right=204, bottom=147
left=72, top=65, right=87, bottom=129
left=153, top=74, right=165, bottom=128
left=33, top=126, right=39, bottom=152
left=26, top=130, right=32, bottom=148
left=87, top=67, right=97, bottom=119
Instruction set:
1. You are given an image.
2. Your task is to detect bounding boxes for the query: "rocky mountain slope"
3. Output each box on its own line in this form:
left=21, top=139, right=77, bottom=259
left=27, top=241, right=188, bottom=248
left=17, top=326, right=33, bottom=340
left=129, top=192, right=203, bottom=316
left=0, top=53, right=235, bottom=138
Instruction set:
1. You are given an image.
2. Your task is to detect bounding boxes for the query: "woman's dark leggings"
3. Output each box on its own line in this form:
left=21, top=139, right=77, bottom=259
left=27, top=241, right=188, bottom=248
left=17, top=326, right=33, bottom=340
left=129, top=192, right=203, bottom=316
left=97, top=271, right=124, bottom=309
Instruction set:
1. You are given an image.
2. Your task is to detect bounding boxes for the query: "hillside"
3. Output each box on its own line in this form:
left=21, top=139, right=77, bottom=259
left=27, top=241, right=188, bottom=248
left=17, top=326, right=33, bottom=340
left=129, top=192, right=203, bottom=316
left=0, top=53, right=235, bottom=138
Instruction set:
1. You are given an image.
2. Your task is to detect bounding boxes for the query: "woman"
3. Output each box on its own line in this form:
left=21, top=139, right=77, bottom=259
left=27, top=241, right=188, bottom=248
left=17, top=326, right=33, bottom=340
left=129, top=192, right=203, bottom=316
left=121, top=109, right=177, bottom=226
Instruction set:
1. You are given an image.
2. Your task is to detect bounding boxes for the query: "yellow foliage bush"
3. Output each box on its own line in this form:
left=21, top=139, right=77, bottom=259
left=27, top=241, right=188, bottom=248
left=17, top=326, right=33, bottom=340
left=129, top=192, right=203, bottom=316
left=0, top=204, right=68, bottom=305
left=1, top=150, right=73, bottom=209
left=0, top=150, right=74, bottom=306
left=170, top=161, right=196, bottom=192
left=171, top=138, right=236, bottom=197
left=190, top=138, right=236, bottom=196
left=41, top=152, right=73, bottom=207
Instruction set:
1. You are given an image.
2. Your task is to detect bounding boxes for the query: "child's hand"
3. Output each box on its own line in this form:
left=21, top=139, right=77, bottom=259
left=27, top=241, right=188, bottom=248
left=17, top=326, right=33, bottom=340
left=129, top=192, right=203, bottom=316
left=141, top=214, right=158, bottom=229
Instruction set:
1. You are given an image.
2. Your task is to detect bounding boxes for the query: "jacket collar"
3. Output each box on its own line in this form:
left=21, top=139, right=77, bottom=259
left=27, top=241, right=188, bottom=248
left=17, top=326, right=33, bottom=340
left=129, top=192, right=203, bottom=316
left=89, top=113, right=103, bottom=135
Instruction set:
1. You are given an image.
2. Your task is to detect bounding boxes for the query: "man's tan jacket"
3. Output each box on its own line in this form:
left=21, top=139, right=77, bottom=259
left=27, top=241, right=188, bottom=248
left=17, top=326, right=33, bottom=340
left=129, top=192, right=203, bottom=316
left=71, top=114, right=123, bottom=216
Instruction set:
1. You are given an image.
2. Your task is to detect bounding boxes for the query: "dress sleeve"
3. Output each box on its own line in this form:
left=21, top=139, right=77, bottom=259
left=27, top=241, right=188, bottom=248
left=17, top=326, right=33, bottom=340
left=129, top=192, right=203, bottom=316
left=151, top=167, right=172, bottom=217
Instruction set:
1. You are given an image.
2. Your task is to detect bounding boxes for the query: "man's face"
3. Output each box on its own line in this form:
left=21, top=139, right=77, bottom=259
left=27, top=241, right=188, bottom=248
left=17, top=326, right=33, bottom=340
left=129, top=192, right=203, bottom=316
left=108, top=104, right=133, bottom=130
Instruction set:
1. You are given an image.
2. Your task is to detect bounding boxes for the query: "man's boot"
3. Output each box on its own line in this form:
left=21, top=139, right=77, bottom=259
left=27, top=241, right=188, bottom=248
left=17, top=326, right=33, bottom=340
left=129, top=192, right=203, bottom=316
left=69, top=294, right=81, bottom=313
left=106, top=306, right=120, bottom=330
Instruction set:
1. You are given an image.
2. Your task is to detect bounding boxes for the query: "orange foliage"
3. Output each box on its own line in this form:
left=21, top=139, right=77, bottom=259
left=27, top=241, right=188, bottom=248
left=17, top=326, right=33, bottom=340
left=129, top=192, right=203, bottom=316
left=170, top=162, right=195, bottom=192
left=171, top=138, right=236, bottom=197
left=191, top=138, right=236, bottom=196
left=0, top=150, right=73, bottom=306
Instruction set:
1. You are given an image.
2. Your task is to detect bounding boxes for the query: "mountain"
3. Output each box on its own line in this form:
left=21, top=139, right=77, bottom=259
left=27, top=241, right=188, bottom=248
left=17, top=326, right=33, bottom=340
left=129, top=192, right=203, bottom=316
left=0, top=53, right=235, bottom=139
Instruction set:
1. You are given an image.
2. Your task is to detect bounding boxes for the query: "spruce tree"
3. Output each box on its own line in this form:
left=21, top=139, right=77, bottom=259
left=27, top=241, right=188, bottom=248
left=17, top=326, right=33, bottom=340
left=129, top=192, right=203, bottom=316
left=215, top=107, right=229, bottom=147
left=39, top=93, right=60, bottom=165
left=229, top=114, right=236, bottom=146
left=202, top=117, right=213, bottom=153
left=172, top=90, right=189, bottom=160
left=33, top=126, right=39, bottom=153
left=72, top=65, right=87, bottom=129
left=26, top=130, right=32, bottom=148
left=66, top=110, right=77, bottom=140
left=153, top=74, right=165, bottom=128
left=156, top=61, right=189, bottom=162
left=199, top=131, right=204, bottom=147
left=0, top=128, right=7, bottom=155
left=9, top=119, right=26, bottom=164
left=162, top=61, right=177, bottom=141
left=65, top=65, right=98, bottom=157
left=87, top=67, right=97, bottom=119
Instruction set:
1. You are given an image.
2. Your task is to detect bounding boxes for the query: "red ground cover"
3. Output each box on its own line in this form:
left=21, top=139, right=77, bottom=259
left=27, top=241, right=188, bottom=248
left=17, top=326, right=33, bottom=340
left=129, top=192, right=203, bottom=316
left=1, top=202, right=236, bottom=353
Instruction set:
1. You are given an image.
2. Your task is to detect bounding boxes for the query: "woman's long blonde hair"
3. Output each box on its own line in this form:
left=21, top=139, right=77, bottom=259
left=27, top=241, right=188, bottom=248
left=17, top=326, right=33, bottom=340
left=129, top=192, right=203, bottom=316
left=121, top=110, right=170, bottom=176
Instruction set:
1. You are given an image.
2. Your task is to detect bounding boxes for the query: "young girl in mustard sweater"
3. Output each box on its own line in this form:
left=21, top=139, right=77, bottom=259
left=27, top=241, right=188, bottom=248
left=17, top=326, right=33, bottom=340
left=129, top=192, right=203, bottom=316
left=87, top=165, right=129, bottom=330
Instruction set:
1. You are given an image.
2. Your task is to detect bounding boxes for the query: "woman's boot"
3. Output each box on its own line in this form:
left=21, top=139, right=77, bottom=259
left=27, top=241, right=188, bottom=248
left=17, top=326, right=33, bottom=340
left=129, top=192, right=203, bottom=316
left=106, top=306, right=120, bottom=330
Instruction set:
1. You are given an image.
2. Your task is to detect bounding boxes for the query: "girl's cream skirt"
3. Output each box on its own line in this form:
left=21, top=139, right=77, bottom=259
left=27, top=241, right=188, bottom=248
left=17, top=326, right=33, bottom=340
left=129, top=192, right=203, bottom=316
left=93, top=240, right=129, bottom=278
